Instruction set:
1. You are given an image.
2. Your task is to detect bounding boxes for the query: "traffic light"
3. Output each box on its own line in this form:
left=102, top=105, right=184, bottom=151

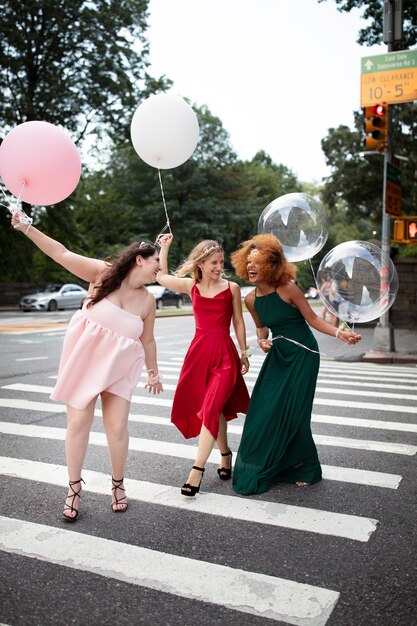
left=392, top=217, right=417, bottom=244
left=363, top=104, right=388, bottom=151
left=406, top=218, right=417, bottom=241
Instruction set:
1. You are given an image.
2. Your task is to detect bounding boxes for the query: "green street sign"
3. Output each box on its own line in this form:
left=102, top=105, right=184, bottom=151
left=386, top=162, right=401, bottom=186
left=361, top=49, right=417, bottom=74
left=361, top=49, right=417, bottom=106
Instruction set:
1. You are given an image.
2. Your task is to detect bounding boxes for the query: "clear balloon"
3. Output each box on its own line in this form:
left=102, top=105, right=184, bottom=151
left=130, top=93, right=199, bottom=169
left=317, top=240, right=399, bottom=324
left=0, top=121, right=81, bottom=206
left=258, top=192, right=329, bottom=262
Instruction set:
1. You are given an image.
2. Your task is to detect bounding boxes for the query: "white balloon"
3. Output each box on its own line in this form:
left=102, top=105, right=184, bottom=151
left=130, top=93, right=199, bottom=169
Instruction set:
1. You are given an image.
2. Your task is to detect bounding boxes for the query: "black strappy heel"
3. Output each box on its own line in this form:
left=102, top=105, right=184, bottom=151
left=62, top=478, right=84, bottom=522
left=111, top=476, right=128, bottom=513
left=217, top=449, right=233, bottom=480
left=181, top=465, right=205, bottom=497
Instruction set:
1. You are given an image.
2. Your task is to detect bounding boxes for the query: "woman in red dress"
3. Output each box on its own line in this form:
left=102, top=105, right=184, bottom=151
left=157, top=234, right=250, bottom=496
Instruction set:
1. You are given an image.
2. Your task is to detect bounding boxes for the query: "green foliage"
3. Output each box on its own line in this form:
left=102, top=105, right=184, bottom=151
left=319, top=0, right=417, bottom=48
left=0, top=0, right=169, bottom=140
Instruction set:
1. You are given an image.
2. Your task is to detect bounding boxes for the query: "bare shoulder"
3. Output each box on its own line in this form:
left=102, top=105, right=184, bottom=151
left=245, top=289, right=256, bottom=310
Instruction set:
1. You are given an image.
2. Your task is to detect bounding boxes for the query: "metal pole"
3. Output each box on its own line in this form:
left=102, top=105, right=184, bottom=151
left=372, top=1, right=396, bottom=352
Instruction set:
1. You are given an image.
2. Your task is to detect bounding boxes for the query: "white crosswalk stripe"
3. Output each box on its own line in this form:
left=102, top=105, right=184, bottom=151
left=1, top=349, right=416, bottom=625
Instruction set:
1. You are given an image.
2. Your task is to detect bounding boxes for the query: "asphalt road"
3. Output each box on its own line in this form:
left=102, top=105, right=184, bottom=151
left=0, top=310, right=416, bottom=626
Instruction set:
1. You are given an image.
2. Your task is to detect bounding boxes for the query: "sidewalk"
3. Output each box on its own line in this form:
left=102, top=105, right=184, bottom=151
left=315, top=326, right=417, bottom=364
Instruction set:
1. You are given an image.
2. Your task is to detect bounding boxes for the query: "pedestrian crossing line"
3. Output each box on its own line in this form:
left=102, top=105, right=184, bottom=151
left=2, top=383, right=174, bottom=407
left=4, top=381, right=417, bottom=416
left=315, top=386, right=417, bottom=402
left=313, top=397, right=417, bottom=415
left=317, top=378, right=417, bottom=392
left=0, top=516, right=339, bottom=626
left=0, top=458, right=378, bottom=541
left=1, top=393, right=416, bottom=455
left=312, top=414, right=417, bottom=434
left=0, top=421, right=403, bottom=488
left=318, top=363, right=417, bottom=377
left=318, top=372, right=417, bottom=385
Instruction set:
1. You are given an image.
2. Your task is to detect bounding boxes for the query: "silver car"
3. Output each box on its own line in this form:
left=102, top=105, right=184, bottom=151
left=19, top=283, right=88, bottom=312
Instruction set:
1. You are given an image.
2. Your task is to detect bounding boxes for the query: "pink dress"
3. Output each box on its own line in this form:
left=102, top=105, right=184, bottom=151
left=171, top=283, right=249, bottom=439
left=50, top=298, right=145, bottom=409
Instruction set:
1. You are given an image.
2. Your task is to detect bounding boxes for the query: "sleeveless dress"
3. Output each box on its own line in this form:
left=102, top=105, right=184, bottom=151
left=233, top=291, right=322, bottom=495
left=50, top=298, right=145, bottom=410
left=171, top=283, right=250, bottom=439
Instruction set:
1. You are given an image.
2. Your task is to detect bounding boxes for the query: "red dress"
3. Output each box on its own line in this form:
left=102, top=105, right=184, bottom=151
left=171, top=283, right=250, bottom=439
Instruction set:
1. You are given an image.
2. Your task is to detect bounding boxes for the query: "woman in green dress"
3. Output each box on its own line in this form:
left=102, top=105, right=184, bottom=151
left=231, top=234, right=361, bottom=495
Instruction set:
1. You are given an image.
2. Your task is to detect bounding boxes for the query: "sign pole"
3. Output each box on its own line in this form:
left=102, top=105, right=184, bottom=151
left=372, top=1, right=398, bottom=353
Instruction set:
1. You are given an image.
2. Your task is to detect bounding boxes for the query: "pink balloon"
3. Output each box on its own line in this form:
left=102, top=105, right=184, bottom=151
left=0, top=121, right=81, bottom=205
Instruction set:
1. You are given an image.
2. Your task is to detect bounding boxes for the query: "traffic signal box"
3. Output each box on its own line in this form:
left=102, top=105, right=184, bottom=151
left=363, top=104, right=388, bottom=151
left=392, top=217, right=417, bottom=244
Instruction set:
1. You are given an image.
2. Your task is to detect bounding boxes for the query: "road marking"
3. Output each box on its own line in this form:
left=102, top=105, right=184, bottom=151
left=16, top=356, right=49, bottom=362
left=0, top=458, right=378, bottom=541
left=0, top=420, right=403, bottom=488
left=0, top=515, right=339, bottom=625
left=312, top=397, right=417, bottom=415
left=3, top=382, right=417, bottom=414
left=0, top=323, right=68, bottom=334
left=312, top=414, right=417, bottom=433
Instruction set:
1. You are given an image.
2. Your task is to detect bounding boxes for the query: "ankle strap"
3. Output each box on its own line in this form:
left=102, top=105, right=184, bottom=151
left=220, top=449, right=232, bottom=457
left=69, top=478, right=85, bottom=486
left=192, top=465, right=205, bottom=473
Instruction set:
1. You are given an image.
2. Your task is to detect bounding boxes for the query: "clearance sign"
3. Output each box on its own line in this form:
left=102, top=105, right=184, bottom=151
left=361, top=49, right=417, bottom=107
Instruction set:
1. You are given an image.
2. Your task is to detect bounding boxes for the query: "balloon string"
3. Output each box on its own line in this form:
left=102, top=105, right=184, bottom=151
left=271, top=334, right=349, bottom=356
left=155, top=169, right=172, bottom=241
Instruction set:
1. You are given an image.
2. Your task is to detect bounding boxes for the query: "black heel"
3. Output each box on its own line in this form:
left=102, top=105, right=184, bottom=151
left=111, top=476, right=128, bottom=513
left=62, top=478, right=84, bottom=522
left=217, top=449, right=233, bottom=480
left=181, top=465, right=205, bottom=497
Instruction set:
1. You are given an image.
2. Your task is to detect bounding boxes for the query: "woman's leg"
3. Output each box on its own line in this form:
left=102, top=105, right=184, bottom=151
left=216, top=414, right=232, bottom=473
left=101, top=392, right=130, bottom=511
left=184, top=424, right=216, bottom=489
left=64, top=398, right=96, bottom=519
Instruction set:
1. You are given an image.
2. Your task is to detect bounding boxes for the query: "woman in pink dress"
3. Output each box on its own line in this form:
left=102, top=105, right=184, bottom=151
left=157, top=234, right=250, bottom=497
left=11, top=211, right=163, bottom=521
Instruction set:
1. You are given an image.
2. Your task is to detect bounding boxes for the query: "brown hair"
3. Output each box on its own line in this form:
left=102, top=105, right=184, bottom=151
left=231, top=234, right=297, bottom=286
left=88, top=241, right=159, bottom=307
left=175, top=240, right=224, bottom=282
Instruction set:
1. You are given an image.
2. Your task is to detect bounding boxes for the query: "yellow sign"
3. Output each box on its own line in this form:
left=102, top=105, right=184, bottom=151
left=385, top=181, right=402, bottom=216
left=361, top=50, right=417, bottom=107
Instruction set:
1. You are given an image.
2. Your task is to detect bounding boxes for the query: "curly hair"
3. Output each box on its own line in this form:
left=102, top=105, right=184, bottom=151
left=87, top=241, right=159, bottom=308
left=231, top=234, right=297, bottom=286
left=175, top=240, right=224, bottom=281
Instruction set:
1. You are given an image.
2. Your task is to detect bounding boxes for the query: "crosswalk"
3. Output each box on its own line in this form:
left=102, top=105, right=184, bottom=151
left=1, top=344, right=416, bottom=625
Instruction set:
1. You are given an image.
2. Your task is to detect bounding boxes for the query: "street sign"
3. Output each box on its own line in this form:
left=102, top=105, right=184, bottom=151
left=385, top=161, right=401, bottom=216
left=361, top=49, right=417, bottom=107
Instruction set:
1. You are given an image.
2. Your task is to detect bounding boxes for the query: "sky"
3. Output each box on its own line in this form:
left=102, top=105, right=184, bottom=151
left=146, top=0, right=385, bottom=183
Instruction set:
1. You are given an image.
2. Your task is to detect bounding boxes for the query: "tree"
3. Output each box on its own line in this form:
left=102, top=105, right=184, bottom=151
left=319, top=0, right=417, bottom=48
left=0, top=0, right=168, bottom=141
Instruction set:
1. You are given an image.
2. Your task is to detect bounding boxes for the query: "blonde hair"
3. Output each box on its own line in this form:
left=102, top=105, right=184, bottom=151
left=175, top=240, right=224, bottom=281
left=231, top=234, right=297, bottom=286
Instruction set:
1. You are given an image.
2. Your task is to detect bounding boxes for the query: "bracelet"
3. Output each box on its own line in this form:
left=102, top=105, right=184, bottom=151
left=240, top=345, right=251, bottom=358
left=335, top=328, right=341, bottom=339
left=147, top=373, right=162, bottom=385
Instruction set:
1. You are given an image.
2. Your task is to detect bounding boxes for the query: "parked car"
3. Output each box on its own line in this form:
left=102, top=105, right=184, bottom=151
left=19, top=283, right=88, bottom=312
left=304, top=287, right=319, bottom=300
left=146, top=285, right=183, bottom=309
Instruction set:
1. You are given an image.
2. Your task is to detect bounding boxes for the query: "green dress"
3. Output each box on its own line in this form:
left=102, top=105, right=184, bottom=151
left=233, top=290, right=322, bottom=495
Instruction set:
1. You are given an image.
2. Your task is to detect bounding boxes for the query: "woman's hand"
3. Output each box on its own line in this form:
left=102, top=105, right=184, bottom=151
left=11, top=209, right=32, bottom=233
left=157, top=234, right=173, bottom=248
left=258, top=338, right=272, bottom=353
left=240, top=354, right=249, bottom=374
left=336, top=329, right=362, bottom=345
